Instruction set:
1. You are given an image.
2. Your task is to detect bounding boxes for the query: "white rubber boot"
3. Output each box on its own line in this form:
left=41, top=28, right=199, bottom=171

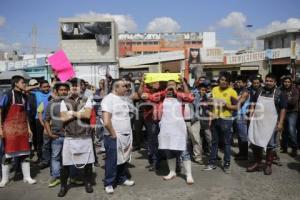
left=21, top=162, right=37, bottom=184
left=183, top=160, right=194, bottom=185
left=163, top=158, right=177, bottom=180
left=0, top=164, right=9, bottom=188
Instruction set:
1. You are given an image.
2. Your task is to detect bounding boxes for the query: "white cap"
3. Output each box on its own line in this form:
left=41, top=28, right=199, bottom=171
left=29, top=79, right=38, bottom=86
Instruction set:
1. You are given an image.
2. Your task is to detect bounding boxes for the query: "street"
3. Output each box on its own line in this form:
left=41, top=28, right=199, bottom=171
left=1, top=148, right=299, bottom=200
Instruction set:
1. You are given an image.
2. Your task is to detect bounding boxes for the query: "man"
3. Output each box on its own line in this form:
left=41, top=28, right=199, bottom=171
left=34, top=80, right=51, bottom=168
left=0, top=75, right=37, bottom=187
left=155, top=78, right=195, bottom=184
left=247, top=73, right=287, bottom=175
left=187, top=80, right=206, bottom=164
left=93, top=79, right=107, bottom=153
left=204, top=72, right=238, bottom=174
left=198, top=83, right=212, bottom=156
left=139, top=79, right=162, bottom=171
left=27, top=79, right=39, bottom=158
left=102, top=80, right=135, bottom=194
left=249, top=74, right=263, bottom=104
left=44, top=82, right=70, bottom=188
left=58, top=78, right=95, bottom=197
left=280, top=76, right=299, bottom=157
left=80, top=79, right=93, bottom=98
left=234, top=75, right=251, bottom=160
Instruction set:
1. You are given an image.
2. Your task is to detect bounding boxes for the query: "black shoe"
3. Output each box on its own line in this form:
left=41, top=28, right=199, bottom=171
left=235, top=155, right=248, bottom=161
left=280, top=148, right=288, bottom=154
left=94, top=162, right=100, bottom=167
left=148, top=165, right=155, bottom=171
left=85, top=183, right=93, bottom=193
left=223, top=163, right=231, bottom=174
left=57, top=187, right=68, bottom=197
left=290, top=149, right=298, bottom=157
left=38, top=162, right=49, bottom=169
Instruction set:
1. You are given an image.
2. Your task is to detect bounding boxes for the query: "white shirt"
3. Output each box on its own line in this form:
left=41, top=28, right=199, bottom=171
left=60, top=97, right=93, bottom=112
left=101, top=93, right=132, bottom=135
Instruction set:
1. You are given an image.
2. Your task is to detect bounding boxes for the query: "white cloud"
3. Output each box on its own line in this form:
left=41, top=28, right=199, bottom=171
left=146, top=17, right=181, bottom=33
left=213, top=12, right=300, bottom=49
left=0, top=39, right=22, bottom=51
left=254, top=18, right=300, bottom=36
left=0, top=16, right=5, bottom=27
left=76, top=11, right=138, bottom=33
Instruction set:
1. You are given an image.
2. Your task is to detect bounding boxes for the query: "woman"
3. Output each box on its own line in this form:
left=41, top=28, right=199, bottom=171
left=189, top=48, right=200, bottom=64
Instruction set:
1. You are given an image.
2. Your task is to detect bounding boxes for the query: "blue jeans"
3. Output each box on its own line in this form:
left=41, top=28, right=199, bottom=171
left=144, top=121, right=160, bottom=167
left=51, top=136, right=64, bottom=178
left=282, top=112, right=298, bottom=149
left=209, top=119, right=233, bottom=165
left=235, top=115, right=248, bottom=143
left=42, top=135, right=51, bottom=164
left=267, top=131, right=278, bottom=150
left=103, top=135, right=128, bottom=187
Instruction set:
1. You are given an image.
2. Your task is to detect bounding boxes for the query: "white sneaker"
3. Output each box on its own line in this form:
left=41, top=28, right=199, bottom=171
left=105, top=186, right=114, bottom=194
left=122, top=180, right=135, bottom=186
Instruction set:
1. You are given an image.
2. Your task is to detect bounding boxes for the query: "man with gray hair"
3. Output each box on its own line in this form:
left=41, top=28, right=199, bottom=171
left=101, top=79, right=135, bottom=194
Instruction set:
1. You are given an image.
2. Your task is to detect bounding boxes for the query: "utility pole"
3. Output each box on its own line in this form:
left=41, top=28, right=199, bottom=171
left=32, top=25, right=37, bottom=58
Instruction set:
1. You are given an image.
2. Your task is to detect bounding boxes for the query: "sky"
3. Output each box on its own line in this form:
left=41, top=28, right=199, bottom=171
left=0, top=0, right=300, bottom=53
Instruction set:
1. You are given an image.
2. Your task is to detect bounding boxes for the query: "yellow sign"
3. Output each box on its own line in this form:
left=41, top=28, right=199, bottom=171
left=144, top=73, right=180, bottom=83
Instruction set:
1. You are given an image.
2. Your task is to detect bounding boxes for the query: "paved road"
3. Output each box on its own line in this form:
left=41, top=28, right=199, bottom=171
left=0, top=149, right=300, bottom=200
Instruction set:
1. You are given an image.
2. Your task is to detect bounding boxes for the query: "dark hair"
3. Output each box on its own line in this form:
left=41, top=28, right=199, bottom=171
left=39, top=79, right=49, bottom=86
left=189, top=48, right=200, bottom=64
left=236, top=75, right=248, bottom=83
left=281, top=75, right=292, bottom=82
left=265, top=73, right=277, bottom=81
left=70, top=78, right=80, bottom=86
left=198, top=83, right=208, bottom=89
left=11, top=75, right=24, bottom=88
left=219, top=71, right=231, bottom=83
left=54, top=82, right=70, bottom=91
left=80, top=79, right=86, bottom=85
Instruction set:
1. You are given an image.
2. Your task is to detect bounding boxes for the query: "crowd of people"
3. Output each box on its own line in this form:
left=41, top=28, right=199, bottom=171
left=0, top=71, right=299, bottom=197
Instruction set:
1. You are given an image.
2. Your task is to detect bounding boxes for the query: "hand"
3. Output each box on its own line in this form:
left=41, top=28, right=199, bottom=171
left=110, top=134, right=117, bottom=139
left=276, top=122, right=283, bottom=132
left=179, top=74, right=184, bottom=83
left=28, top=128, right=33, bottom=138
left=141, top=93, right=149, bottom=100
left=49, top=133, right=59, bottom=139
left=0, top=128, right=3, bottom=138
left=140, top=74, right=145, bottom=82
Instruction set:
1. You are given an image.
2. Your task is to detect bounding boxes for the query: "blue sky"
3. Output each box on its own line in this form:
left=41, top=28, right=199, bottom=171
left=0, top=0, right=299, bottom=53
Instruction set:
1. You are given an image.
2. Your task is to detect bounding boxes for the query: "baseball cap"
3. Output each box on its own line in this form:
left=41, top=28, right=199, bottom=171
left=28, top=79, right=38, bottom=86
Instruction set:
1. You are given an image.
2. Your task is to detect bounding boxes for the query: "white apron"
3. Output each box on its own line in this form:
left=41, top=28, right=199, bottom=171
left=62, top=137, right=95, bottom=168
left=158, top=98, right=187, bottom=151
left=248, top=90, right=278, bottom=150
left=117, top=132, right=132, bottom=165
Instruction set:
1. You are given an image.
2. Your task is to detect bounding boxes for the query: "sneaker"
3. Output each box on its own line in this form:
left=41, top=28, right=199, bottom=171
left=105, top=186, right=114, bottom=194
left=223, top=164, right=231, bottom=174
left=203, top=164, right=217, bottom=171
left=122, top=180, right=135, bottom=186
left=48, top=178, right=61, bottom=188
left=195, top=159, right=204, bottom=165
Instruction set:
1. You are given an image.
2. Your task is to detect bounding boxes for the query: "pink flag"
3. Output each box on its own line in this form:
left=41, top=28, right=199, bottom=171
left=48, top=50, right=75, bottom=82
